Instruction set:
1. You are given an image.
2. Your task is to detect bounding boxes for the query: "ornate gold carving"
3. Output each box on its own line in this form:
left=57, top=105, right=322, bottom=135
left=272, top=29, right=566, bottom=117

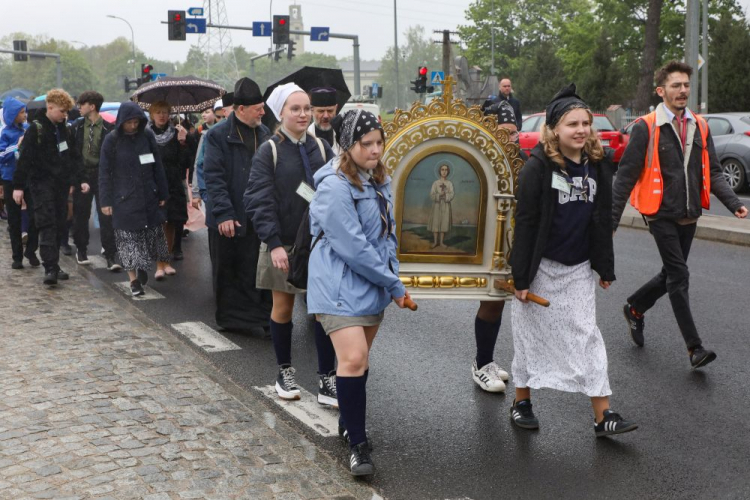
left=399, top=276, right=488, bottom=289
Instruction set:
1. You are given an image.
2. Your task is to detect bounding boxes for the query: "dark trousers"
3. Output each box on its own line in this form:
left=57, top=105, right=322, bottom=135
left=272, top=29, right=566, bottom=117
left=628, top=218, right=702, bottom=349
left=30, top=179, right=69, bottom=272
left=3, top=180, right=38, bottom=262
left=72, top=182, right=116, bottom=258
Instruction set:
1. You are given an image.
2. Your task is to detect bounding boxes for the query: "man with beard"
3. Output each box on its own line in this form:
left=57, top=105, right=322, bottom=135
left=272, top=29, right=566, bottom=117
left=203, top=78, right=273, bottom=332
left=612, top=60, right=747, bottom=369
left=307, top=87, right=340, bottom=155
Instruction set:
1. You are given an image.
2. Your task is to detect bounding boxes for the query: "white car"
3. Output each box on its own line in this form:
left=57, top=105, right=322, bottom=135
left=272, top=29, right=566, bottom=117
left=340, top=101, right=381, bottom=122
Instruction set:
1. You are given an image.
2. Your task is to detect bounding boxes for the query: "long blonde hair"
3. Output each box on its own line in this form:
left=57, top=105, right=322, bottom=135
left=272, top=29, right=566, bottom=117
left=540, top=108, right=604, bottom=169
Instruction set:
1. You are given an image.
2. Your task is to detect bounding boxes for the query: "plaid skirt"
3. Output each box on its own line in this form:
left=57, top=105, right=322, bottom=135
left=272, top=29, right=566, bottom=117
left=115, top=225, right=170, bottom=271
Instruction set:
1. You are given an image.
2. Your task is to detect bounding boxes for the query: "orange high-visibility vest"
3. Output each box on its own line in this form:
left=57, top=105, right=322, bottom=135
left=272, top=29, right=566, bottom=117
left=630, top=111, right=711, bottom=215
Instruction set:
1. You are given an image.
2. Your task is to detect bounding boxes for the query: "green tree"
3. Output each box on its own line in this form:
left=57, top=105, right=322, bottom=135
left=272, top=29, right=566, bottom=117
left=707, top=11, right=750, bottom=111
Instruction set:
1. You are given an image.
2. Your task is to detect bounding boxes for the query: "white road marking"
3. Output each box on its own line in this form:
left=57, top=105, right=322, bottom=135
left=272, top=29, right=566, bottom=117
left=254, top=385, right=339, bottom=437
left=171, top=322, right=241, bottom=352
left=113, top=281, right=165, bottom=300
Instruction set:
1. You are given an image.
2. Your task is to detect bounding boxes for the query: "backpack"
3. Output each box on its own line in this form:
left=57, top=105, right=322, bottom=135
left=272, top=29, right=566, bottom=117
left=266, top=136, right=327, bottom=290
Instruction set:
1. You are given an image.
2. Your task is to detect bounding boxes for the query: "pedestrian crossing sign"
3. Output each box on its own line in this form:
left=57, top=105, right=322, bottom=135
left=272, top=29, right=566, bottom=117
left=431, top=71, right=445, bottom=86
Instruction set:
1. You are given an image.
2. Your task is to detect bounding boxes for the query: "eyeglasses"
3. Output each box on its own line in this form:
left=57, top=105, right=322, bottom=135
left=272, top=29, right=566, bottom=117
left=287, top=106, right=311, bottom=116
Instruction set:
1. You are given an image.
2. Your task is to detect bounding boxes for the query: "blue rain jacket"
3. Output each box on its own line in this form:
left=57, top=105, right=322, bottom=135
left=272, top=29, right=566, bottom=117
left=0, top=98, right=28, bottom=181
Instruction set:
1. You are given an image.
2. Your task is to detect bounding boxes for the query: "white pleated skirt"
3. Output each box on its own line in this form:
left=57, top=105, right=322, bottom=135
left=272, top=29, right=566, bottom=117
left=511, top=258, right=612, bottom=398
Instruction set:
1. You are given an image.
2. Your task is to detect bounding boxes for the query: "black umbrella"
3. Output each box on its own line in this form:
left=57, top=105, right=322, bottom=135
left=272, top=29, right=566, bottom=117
left=130, top=75, right=225, bottom=113
left=261, top=66, right=350, bottom=128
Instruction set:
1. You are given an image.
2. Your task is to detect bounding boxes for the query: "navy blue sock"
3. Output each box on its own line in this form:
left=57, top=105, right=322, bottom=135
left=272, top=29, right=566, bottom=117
left=475, top=316, right=501, bottom=369
left=336, top=374, right=367, bottom=449
left=314, top=321, right=336, bottom=375
left=270, top=319, right=293, bottom=366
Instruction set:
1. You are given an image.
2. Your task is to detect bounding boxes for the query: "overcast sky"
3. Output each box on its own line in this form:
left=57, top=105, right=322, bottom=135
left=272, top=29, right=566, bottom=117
left=3, top=0, right=750, bottom=63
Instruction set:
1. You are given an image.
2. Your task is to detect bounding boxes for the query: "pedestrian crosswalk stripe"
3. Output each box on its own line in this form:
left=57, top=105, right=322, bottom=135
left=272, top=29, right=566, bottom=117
left=171, top=321, right=241, bottom=352
left=113, top=281, right=165, bottom=300
left=254, top=385, right=339, bottom=437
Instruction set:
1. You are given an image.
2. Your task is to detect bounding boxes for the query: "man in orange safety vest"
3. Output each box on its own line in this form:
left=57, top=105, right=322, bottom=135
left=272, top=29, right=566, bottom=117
left=611, top=60, right=747, bottom=370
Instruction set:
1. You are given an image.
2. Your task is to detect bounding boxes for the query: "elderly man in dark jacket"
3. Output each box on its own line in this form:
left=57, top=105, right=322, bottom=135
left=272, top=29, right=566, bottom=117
left=203, top=77, right=273, bottom=332
left=612, top=60, right=747, bottom=369
left=99, top=102, right=170, bottom=297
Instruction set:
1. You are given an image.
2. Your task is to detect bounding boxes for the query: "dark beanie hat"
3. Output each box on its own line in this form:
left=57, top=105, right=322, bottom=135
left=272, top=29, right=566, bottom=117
left=310, top=87, right=338, bottom=107
left=545, top=83, right=588, bottom=129
left=233, top=78, right=262, bottom=106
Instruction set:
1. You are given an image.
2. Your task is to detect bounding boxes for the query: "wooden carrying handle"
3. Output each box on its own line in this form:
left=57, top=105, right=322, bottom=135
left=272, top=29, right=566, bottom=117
left=494, top=279, right=550, bottom=307
left=403, top=297, right=418, bottom=311
left=524, top=292, right=550, bottom=308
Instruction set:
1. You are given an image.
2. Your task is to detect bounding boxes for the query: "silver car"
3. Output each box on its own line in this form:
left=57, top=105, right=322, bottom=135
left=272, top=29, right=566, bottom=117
left=704, top=112, right=750, bottom=193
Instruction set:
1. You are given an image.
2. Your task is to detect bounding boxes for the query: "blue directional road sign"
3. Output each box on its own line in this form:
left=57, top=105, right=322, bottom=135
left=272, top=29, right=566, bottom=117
left=253, top=22, right=272, bottom=37
left=371, top=83, right=379, bottom=97
left=431, top=71, right=445, bottom=86
left=186, top=18, right=207, bottom=34
left=187, top=7, right=204, bottom=16
left=310, top=27, right=330, bottom=41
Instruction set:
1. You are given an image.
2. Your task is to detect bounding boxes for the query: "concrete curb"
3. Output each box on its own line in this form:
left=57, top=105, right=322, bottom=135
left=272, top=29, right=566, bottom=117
left=618, top=206, right=750, bottom=247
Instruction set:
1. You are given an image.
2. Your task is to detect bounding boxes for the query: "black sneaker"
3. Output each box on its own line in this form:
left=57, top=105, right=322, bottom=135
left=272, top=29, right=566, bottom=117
left=594, top=409, right=638, bottom=437
left=690, top=346, right=717, bottom=369
left=76, top=248, right=90, bottom=265
left=12, top=261, right=23, bottom=270
left=25, top=252, right=40, bottom=267
left=43, top=270, right=58, bottom=286
left=136, top=269, right=148, bottom=286
left=56, top=269, right=69, bottom=280
left=106, top=256, right=122, bottom=272
left=623, top=304, right=645, bottom=347
left=275, top=365, right=301, bottom=400
left=61, top=243, right=72, bottom=256
left=510, top=399, right=539, bottom=430
left=339, top=425, right=373, bottom=451
left=130, top=279, right=145, bottom=297
left=318, top=371, right=338, bottom=408
left=172, top=250, right=184, bottom=261
left=348, top=442, right=375, bottom=476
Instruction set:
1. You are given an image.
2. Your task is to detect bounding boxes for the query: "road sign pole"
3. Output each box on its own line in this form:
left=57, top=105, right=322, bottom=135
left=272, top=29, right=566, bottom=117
left=0, top=49, right=62, bottom=87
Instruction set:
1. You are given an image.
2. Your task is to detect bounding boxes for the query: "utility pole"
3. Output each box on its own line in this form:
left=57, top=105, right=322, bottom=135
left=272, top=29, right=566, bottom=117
left=701, top=0, right=708, bottom=113
left=433, top=30, right=460, bottom=78
left=685, top=0, right=700, bottom=110
left=393, top=0, right=400, bottom=110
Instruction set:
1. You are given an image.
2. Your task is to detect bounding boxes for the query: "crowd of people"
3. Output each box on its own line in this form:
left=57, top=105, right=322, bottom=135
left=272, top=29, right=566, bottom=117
left=0, top=59, right=746, bottom=477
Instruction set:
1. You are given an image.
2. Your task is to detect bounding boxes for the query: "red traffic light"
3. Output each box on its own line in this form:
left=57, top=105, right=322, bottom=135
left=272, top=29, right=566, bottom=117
left=279, top=18, right=287, bottom=25
left=419, top=66, right=428, bottom=76
left=174, top=13, right=181, bottom=21
left=143, top=65, right=153, bottom=74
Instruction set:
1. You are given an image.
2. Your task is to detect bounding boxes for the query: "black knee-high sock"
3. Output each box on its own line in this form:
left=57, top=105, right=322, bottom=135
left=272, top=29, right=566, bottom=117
left=336, top=374, right=367, bottom=448
left=270, top=319, right=293, bottom=366
left=475, top=316, right=502, bottom=368
left=314, top=320, right=336, bottom=375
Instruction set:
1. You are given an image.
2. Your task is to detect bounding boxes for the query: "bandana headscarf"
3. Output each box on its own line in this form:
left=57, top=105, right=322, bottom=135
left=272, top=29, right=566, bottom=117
left=331, top=109, right=383, bottom=151
left=545, top=83, right=589, bottom=129
left=266, top=82, right=305, bottom=120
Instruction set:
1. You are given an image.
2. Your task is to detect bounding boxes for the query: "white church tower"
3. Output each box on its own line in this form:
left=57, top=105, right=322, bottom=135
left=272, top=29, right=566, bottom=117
left=289, top=4, right=305, bottom=55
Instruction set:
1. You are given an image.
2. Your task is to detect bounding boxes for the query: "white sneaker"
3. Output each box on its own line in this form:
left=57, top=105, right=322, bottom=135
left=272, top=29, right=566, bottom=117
left=471, top=360, right=506, bottom=392
left=485, top=361, right=509, bottom=381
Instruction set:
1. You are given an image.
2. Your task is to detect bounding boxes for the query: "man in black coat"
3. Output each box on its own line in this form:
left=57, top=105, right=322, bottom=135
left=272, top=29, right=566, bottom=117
left=13, top=89, right=90, bottom=286
left=483, top=78, right=522, bottom=130
left=203, top=77, right=273, bottom=332
left=612, top=60, right=747, bottom=369
left=70, top=91, right=119, bottom=270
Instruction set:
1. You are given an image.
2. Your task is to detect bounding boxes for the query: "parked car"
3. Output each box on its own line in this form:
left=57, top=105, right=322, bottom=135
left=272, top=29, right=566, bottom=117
left=618, top=112, right=750, bottom=193
left=519, top=112, right=627, bottom=163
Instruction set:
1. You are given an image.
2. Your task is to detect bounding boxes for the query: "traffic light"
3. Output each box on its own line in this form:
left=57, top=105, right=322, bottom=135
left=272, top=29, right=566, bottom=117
left=124, top=77, right=139, bottom=93
left=274, top=44, right=282, bottom=62
left=140, top=64, right=154, bottom=85
left=13, top=40, right=28, bottom=62
left=287, top=40, right=296, bottom=61
left=410, top=66, right=429, bottom=94
left=168, top=10, right=186, bottom=41
left=273, top=15, right=290, bottom=45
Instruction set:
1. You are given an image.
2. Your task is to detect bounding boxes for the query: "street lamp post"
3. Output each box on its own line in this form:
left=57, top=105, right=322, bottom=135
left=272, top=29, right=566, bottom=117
left=394, top=0, right=400, bottom=110
left=107, top=15, right=137, bottom=79
left=269, top=0, right=274, bottom=52
left=490, top=27, right=501, bottom=76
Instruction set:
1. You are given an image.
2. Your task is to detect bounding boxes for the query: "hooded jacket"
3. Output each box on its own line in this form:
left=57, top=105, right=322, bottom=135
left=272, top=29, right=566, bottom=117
left=98, top=101, right=169, bottom=231
left=12, top=107, right=83, bottom=189
left=0, top=98, right=28, bottom=182
left=509, top=143, right=616, bottom=291
left=612, top=103, right=742, bottom=228
left=306, top=161, right=405, bottom=317
left=203, top=112, right=271, bottom=236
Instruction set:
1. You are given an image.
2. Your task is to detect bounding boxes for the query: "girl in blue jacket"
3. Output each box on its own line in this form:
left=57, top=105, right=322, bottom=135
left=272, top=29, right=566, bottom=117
left=308, top=109, right=411, bottom=476
left=0, top=97, right=38, bottom=268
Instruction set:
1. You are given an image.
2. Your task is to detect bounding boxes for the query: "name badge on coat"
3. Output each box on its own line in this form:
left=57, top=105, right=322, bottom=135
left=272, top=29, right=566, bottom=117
left=139, top=153, right=155, bottom=164
left=296, top=181, right=315, bottom=203
left=58, top=141, right=68, bottom=152
left=551, top=172, right=571, bottom=194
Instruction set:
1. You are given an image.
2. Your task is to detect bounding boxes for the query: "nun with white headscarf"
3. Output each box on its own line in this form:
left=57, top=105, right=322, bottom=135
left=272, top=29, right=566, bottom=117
left=244, top=82, right=336, bottom=406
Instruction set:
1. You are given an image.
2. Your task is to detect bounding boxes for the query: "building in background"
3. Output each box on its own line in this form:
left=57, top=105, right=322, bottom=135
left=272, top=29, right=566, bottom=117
left=289, top=4, right=305, bottom=55
left=339, top=60, right=381, bottom=97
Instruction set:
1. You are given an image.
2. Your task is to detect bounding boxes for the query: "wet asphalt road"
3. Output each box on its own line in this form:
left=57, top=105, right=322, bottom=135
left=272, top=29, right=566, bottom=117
left=74, top=224, right=750, bottom=500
